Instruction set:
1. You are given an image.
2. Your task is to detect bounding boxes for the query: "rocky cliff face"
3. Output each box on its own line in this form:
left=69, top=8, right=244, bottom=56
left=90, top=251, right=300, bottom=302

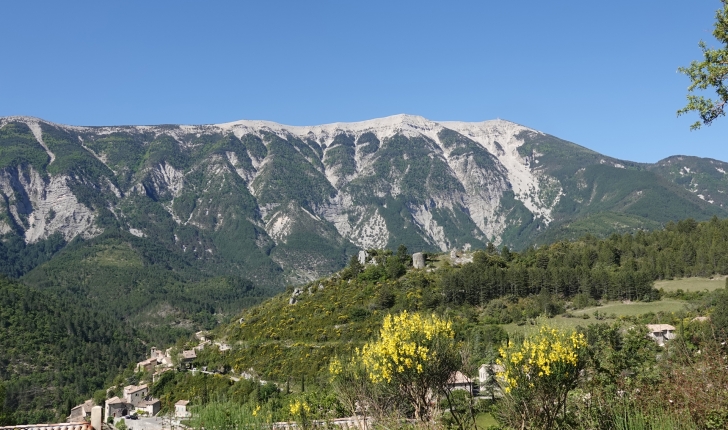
left=0, top=114, right=724, bottom=285
left=215, top=115, right=552, bottom=252
left=0, top=165, right=101, bottom=243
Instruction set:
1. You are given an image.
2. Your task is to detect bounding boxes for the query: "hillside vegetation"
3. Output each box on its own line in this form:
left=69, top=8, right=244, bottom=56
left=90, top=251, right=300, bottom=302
left=21, top=231, right=269, bottom=345
left=9, top=218, right=728, bottom=425
left=122, top=216, right=728, bottom=429
left=192, top=217, right=728, bottom=384
left=0, top=277, right=145, bottom=424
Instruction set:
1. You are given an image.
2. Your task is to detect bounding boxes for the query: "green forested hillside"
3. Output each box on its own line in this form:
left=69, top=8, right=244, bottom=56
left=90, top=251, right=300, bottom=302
left=441, top=216, right=728, bottom=307
left=21, top=230, right=270, bottom=345
left=511, top=130, right=725, bottom=247
left=0, top=276, right=145, bottom=424
left=648, top=155, right=728, bottom=208
left=196, top=217, right=728, bottom=385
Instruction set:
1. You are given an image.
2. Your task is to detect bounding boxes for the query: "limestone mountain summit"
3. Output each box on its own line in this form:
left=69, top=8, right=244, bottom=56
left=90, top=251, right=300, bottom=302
left=0, top=114, right=725, bottom=289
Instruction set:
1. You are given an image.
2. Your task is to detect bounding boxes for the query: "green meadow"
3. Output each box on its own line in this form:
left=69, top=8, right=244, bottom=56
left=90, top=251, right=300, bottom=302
left=655, top=276, right=727, bottom=292
left=503, top=298, right=693, bottom=335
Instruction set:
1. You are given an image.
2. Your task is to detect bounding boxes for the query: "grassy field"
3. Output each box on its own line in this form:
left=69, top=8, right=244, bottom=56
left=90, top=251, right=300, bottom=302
left=503, top=315, right=589, bottom=334
left=570, top=299, right=688, bottom=317
left=475, top=412, right=499, bottom=428
left=655, top=276, right=727, bottom=293
left=502, top=299, right=691, bottom=335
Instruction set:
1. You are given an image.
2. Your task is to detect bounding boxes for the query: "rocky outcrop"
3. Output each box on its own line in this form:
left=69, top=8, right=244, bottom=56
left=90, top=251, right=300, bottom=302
left=0, top=165, right=100, bottom=243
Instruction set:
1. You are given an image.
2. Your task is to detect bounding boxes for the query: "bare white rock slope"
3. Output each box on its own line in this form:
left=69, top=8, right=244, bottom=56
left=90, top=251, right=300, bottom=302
left=218, top=115, right=556, bottom=248
left=0, top=115, right=558, bottom=257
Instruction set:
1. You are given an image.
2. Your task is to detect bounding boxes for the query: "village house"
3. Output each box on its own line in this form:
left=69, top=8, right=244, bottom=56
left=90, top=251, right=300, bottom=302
left=195, top=331, right=211, bottom=342
left=646, top=324, right=676, bottom=346
left=67, top=399, right=95, bottom=422
left=104, top=384, right=161, bottom=418
left=136, top=347, right=177, bottom=373
left=446, top=371, right=475, bottom=395
left=194, top=340, right=211, bottom=351
left=124, top=384, right=149, bottom=405
left=105, top=396, right=131, bottom=419
left=137, top=398, right=161, bottom=416
left=181, top=349, right=197, bottom=367
left=175, top=400, right=191, bottom=418
left=215, top=341, right=231, bottom=352
left=136, top=357, right=157, bottom=373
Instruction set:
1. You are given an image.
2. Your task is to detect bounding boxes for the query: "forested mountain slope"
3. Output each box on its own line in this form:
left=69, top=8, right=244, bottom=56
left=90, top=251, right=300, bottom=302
left=21, top=231, right=268, bottom=345
left=0, top=277, right=145, bottom=424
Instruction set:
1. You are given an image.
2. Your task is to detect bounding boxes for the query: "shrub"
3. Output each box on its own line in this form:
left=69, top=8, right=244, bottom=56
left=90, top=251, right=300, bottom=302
left=496, top=326, right=587, bottom=429
left=358, top=311, right=460, bottom=421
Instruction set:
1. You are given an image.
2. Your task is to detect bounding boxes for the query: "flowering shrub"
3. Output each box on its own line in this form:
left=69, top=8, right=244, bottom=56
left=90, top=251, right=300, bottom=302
left=497, top=326, right=587, bottom=429
left=289, top=398, right=312, bottom=416
left=361, top=311, right=454, bottom=383
left=328, top=355, right=391, bottom=425
left=288, top=399, right=312, bottom=428
left=358, top=311, right=459, bottom=421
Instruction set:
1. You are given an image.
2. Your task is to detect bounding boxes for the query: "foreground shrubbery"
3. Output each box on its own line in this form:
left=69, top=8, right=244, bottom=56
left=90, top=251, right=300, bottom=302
left=153, top=301, right=728, bottom=429
left=496, top=327, right=587, bottom=429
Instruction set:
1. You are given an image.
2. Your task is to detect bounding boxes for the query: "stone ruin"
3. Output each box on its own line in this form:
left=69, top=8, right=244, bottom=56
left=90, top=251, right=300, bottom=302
left=412, top=252, right=425, bottom=269
left=357, top=250, right=382, bottom=266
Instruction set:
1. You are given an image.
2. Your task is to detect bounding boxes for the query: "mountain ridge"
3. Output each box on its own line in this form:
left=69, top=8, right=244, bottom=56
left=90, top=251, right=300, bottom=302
left=0, top=114, right=725, bottom=289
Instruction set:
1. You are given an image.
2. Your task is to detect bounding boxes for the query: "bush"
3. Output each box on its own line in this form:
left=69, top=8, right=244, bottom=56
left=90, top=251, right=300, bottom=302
left=358, top=311, right=459, bottom=421
left=385, top=256, right=406, bottom=279
left=572, top=293, right=598, bottom=309
left=496, top=327, right=587, bottom=429
left=374, top=287, right=396, bottom=309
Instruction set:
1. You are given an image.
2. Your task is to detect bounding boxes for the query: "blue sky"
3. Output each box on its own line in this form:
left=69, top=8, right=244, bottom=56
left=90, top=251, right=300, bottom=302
left=1, top=1, right=725, bottom=162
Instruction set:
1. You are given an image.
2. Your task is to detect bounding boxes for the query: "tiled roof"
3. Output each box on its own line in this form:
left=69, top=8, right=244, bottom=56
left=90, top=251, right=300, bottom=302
left=448, top=371, right=472, bottom=385
left=647, top=324, right=676, bottom=332
left=71, top=399, right=95, bottom=413
left=0, top=424, right=92, bottom=430
left=106, top=396, right=126, bottom=405
left=124, top=384, right=148, bottom=393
